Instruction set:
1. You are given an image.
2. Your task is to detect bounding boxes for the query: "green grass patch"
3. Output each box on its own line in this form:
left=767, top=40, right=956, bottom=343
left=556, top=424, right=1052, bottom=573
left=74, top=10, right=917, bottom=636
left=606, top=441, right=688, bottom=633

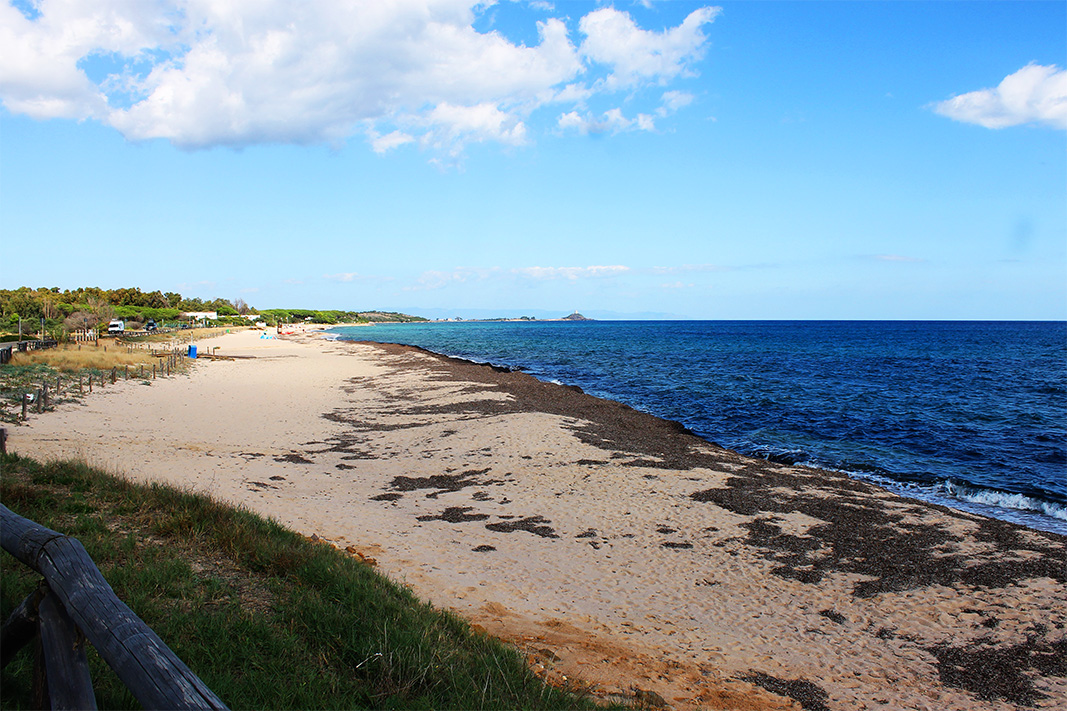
left=0, top=454, right=601, bottom=710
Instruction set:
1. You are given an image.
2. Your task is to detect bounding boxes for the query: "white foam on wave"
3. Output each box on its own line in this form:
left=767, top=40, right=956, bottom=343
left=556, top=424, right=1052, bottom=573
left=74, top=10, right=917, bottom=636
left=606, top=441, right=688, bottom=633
left=841, top=470, right=1067, bottom=536
left=940, top=480, right=1067, bottom=521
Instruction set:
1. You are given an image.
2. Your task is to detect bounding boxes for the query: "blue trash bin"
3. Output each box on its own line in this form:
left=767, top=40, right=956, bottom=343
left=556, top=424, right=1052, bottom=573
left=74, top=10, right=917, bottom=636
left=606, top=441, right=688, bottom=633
left=188, top=345, right=197, bottom=359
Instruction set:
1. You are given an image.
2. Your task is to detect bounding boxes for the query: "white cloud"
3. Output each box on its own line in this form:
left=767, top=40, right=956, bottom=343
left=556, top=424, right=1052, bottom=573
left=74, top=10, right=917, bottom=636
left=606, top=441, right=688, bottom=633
left=0, top=1, right=719, bottom=154
left=324, top=272, right=362, bottom=282
left=932, top=63, right=1067, bottom=130
left=513, top=265, right=630, bottom=280
left=369, top=130, right=415, bottom=154
left=557, top=107, right=655, bottom=135
left=578, top=6, right=720, bottom=90
left=658, top=89, right=693, bottom=116
left=405, top=267, right=500, bottom=291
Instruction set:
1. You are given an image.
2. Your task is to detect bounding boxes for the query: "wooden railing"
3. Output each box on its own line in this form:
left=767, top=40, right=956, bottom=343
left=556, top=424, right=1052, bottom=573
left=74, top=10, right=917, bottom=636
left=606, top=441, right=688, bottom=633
left=0, top=504, right=228, bottom=710
left=0, top=340, right=58, bottom=365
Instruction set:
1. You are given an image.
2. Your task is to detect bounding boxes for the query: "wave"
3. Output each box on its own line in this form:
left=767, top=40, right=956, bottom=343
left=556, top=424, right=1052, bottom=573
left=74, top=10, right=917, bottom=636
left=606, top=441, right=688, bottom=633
left=738, top=444, right=1067, bottom=533
left=937, top=480, right=1067, bottom=522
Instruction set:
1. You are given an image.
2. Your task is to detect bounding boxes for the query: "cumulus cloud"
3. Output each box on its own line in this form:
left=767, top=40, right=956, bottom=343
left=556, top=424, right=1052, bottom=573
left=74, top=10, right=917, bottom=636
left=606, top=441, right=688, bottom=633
left=0, top=1, right=720, bottom=153
left=578, top=6, right=720, bottom=89
left=932, top=63, right=1067, bottom=130
left=658, top=90, right=693, bottom=115
left=369, top=130, right=415, bottom=154
left=557, top=107, right=655, bottom=134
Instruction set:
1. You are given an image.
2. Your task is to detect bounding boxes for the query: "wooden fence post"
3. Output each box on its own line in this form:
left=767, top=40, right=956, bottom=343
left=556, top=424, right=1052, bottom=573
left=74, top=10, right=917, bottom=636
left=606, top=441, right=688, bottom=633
left=0, top=427, right=7, bottom=455
left=0, top=505, right=229, bottom=710
left=1, top=587, right=42, bottom=667
left=42, top=385, right=49, bottom=411
left=21, top=395, right=28, bottom=421
left=35, top=389, right=43, bottom=414
left=111, top=367, right=116, bottom=384
left=124, top=365, right=129, bottom=381
left=56, top=377, right=61, bottom=396
left=37, top=589, right=97, bottom=710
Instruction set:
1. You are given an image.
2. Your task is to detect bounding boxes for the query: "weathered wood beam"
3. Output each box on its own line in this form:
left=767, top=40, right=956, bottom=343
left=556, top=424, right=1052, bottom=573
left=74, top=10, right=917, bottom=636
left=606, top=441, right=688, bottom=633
left=1, top=586, right=43, bottom=669
left=38, top=588, right=97, bottom=710
left=1, top=504, right=228, bottom=710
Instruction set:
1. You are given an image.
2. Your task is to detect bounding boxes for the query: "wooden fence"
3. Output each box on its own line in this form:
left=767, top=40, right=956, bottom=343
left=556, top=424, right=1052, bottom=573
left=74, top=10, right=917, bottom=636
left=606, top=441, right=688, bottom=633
left=12, top=352, right=188, bottom=422
left=0, top=504, right=228, bottom=709
left=0, top=340, right=58, bottom=366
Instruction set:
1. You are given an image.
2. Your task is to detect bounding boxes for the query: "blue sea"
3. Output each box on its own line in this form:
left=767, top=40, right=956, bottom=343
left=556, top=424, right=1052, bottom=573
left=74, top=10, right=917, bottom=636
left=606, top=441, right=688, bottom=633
left=331, top=321, right=1067, bottom=536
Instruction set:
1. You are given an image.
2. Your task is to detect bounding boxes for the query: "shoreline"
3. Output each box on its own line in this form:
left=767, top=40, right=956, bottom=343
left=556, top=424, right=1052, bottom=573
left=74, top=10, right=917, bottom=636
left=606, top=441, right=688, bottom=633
left=337, top=324, right=1067, bottom=538
left=8, top=329, right=1067, bottom=710
left=350, top=337, right=1067, bottom=534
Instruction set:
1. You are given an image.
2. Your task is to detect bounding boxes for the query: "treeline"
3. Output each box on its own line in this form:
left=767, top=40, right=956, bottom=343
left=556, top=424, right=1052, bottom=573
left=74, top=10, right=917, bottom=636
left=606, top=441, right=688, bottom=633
left=2, top=286, right=239, bottom=320
left=260, top=309, right=427, bottom=324
left=0, top=286, right=425, bottom=339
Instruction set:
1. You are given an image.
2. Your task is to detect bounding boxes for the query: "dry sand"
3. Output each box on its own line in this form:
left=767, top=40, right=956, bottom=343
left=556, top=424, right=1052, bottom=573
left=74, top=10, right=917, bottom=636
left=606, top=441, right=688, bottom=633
left=8, top=328, right=1066, bottom=710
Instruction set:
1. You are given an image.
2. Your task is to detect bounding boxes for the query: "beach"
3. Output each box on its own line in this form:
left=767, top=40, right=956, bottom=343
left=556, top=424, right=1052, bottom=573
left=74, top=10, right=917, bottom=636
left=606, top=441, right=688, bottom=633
left=8, top=328, right=1066, bottom=710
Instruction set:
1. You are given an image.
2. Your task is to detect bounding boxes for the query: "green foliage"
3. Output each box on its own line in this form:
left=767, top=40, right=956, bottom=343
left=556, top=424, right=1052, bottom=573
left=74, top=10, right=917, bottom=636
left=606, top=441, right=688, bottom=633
left=0, top=454, right=596, bottom=711
left=112, top=306, right=182, bottom=321
left=0, top=286, right=427, bottom=329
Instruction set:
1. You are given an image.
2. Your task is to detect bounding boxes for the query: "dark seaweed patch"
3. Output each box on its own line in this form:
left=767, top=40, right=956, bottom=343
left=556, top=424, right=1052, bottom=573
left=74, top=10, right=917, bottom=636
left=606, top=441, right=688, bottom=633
left=927, top=635, right=1067, bottom=706
left=417, top=507, right=489, bottom=523
left=371, top=493, right=403, bottom=502
left=485, top=516, right=558, bottom=539
left=274, top=452, right=313, bottom=464
left=661, top=541, right=693, bottom=549
left=387, top=468, right=501, bottom=499
left=742, top=672, right=830, bottom=711
left=472, top=544, right=496, bottom=552
left=690, top=467, right=1067, bottom=597
left=819, top=609, right=846, bottom=624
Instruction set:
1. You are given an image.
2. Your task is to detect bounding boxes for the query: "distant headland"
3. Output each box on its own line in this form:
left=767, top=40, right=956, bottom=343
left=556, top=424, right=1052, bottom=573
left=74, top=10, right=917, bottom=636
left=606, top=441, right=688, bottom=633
left=428, top=311, right=594, bottom=323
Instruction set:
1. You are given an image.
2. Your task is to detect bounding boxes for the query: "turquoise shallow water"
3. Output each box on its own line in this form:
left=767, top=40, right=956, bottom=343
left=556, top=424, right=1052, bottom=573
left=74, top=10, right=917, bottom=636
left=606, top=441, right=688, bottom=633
left=332, top=320, right=1067, bottom=535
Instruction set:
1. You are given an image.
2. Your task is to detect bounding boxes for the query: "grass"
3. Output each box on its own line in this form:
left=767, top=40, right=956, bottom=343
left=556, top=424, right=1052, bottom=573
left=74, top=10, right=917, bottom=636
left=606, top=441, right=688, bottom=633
left=0, top=328, right=233, bottom=423
left=9, top=342, right=158, bottom=371
left=0, top=453, right=603, bottom=710
left=0, top=350, right=172, bottom=424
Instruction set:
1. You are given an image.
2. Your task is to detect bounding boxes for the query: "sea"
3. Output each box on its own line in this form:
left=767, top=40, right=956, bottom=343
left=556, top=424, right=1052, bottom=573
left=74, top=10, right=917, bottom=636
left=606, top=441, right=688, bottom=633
left=330, top=320, right=1067, bottom=536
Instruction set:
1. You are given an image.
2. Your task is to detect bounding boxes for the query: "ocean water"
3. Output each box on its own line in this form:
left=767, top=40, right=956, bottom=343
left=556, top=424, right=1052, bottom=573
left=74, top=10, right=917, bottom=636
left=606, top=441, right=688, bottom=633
left=331, top=320, right=1067, bottom=535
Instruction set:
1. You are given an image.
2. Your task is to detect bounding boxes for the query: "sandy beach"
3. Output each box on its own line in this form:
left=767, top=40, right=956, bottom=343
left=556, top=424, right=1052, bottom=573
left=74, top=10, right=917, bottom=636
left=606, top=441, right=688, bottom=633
left=8, top=328, right=1066, bottom=710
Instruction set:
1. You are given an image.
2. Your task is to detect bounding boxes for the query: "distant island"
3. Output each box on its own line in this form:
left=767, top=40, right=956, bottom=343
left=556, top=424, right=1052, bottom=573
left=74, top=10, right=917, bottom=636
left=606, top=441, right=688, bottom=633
left=562, top=312, right=590, bottom=321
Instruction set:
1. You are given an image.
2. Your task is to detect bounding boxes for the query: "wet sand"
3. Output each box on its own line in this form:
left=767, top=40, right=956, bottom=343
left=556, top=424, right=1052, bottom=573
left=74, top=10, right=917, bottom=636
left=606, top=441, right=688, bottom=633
left=8, top=328, right=1066, bottom=710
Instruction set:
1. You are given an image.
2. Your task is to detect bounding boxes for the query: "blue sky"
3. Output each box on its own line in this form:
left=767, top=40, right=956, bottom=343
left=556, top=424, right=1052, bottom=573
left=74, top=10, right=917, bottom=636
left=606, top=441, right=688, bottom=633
left=1, top=1, right=1064, bottom=320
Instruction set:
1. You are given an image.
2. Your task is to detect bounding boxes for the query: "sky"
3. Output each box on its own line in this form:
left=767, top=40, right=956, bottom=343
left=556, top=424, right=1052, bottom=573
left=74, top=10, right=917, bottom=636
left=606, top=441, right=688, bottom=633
left=1, top=0, right=1064, bottom=320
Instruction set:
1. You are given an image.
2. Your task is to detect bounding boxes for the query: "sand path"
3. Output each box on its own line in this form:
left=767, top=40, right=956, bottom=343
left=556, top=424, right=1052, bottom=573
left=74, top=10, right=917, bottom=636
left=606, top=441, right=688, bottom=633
left=8, top=329, right=1066, bottom=710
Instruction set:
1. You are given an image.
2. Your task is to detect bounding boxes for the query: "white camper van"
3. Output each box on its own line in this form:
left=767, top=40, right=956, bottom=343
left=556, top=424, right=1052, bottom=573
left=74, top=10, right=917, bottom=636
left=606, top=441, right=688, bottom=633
left=107, top=320, right=125, bottom=335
